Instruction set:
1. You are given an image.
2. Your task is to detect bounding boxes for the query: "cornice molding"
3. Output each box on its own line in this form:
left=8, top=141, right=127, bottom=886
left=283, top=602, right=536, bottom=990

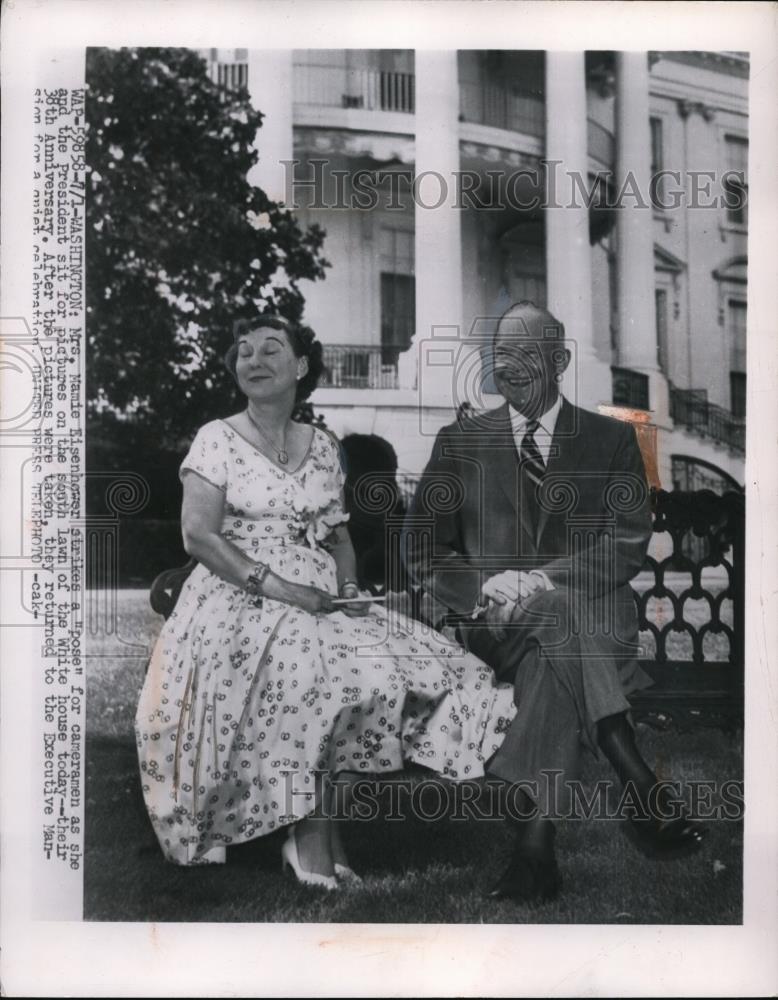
left=653, top=51, right=750, bottom=80
left=655, top=243, right=686, bottom=274
left=677, top=98, right=716, bottom=122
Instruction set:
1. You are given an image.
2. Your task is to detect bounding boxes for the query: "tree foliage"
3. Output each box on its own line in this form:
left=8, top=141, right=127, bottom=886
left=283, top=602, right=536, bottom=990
left=85, top=47, right=328, bottom=445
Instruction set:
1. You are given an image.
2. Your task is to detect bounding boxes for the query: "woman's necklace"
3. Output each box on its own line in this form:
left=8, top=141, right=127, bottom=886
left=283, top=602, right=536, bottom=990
left=245, top=408, right=289, bottom=465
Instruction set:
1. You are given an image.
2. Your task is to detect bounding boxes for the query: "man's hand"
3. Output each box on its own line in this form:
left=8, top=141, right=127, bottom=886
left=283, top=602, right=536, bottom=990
left=484, top=599, right=515, bottom=642
left=480, top=570, right=547, bottom=607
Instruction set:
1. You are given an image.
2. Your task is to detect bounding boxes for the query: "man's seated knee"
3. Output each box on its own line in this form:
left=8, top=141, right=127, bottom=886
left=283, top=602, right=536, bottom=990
left=503, top=587, right=587, bottom=666
left=509, top=585, right=570, bottom=630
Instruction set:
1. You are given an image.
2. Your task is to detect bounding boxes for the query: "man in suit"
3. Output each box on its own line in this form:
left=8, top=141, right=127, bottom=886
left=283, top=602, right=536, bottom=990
left=404, top=301, right=703, bottom=903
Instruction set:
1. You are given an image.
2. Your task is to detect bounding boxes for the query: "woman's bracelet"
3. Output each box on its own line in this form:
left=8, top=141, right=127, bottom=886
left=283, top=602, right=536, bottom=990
left=339, top=579, right=359, bottom=597
left=245, top=561, right=271, bottom=598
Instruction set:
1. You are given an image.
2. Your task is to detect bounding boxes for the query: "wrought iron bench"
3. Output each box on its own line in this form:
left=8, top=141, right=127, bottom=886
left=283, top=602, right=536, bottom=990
left=148, top=487, right=745, bottom=728
left=627, top=488, right=744, bottom=729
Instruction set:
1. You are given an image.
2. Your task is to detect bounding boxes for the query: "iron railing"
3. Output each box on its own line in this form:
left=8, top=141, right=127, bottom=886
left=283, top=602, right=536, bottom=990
left=670, top=387, right=745, bottom=455
left=321, top=344, right=404, bottom=390
left=459, top=81, right=545, bottom=137
left=458, top=82, right=615, bottom=169
left=291, top=66, right=615, bottom=170
left=293, top=64, right=414, bottom=113
left=587, top=118, right=616, bottom=168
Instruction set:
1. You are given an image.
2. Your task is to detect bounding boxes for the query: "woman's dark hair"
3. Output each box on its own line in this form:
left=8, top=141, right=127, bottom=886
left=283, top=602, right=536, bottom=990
left=224, top=313, right=326, bottom=404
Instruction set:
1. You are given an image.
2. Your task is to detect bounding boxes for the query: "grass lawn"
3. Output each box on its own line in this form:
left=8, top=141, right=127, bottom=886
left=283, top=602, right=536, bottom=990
left=85, top=591, right=743, bottom=924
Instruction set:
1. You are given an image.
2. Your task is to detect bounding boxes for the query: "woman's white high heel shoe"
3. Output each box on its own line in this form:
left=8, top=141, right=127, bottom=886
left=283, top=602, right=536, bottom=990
left=188, top=844, right=226, bottom=865
left=334, top=863, right=363, bottom=884
left=281, top=828, right=338, bottom=891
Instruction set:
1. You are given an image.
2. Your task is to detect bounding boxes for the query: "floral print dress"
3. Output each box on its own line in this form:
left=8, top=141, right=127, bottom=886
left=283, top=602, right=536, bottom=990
left=135, top=420, right=516, bottom=865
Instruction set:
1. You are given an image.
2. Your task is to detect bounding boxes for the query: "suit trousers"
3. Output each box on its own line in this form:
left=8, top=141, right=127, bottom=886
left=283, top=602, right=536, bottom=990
left=460, top=586, right=636, bottom=817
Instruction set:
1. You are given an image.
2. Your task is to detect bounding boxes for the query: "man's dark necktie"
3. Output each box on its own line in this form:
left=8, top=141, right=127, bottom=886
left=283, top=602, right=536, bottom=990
left=519, top=419, right=545, bottom=487
left=519, top=419, right=545, bottom=541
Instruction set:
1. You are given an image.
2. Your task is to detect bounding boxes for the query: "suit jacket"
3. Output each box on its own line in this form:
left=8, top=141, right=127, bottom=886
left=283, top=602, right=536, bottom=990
left=403, top=399, right=652, bottom=664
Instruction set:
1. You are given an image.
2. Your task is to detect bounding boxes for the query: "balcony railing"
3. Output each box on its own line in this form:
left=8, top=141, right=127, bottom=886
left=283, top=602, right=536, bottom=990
left=459, top=81, right=545, bottom=137
left=207, top=60, right=248, bottom=92
left=459, top=82, right=615, bottom=169
left=612, top=366, right=650, bottom=411
left=293, top=64, right=414, bottom=113
left=321, top=345, right=403, bottom=390
left=587, top=118, right=615, bottom=168
left=670, top=388, right=745, bottom=455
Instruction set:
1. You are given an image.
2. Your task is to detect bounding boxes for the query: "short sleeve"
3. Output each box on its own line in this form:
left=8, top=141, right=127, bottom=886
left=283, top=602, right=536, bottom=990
left=323, top=429, right=347, bottom=493
left=179, top=422, right=228, bottom=492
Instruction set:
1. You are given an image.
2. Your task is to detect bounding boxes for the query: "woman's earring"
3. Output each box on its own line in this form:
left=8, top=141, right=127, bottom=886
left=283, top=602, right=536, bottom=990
left=555, top=372, right=564, bottom=383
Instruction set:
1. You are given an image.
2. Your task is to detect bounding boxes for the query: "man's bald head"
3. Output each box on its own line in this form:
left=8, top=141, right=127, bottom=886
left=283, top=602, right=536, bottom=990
left=494, top=301, right=565, bottom=347
left=491, top=300, right=571, bottom=417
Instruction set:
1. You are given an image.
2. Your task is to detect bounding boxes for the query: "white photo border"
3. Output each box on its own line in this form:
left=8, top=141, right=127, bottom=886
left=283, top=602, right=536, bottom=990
left=1, top=1, right=776, bottom=996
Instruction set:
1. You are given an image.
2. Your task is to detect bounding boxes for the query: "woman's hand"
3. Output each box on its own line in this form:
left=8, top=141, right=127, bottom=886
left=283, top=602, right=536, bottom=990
left=277, top=580, right=337, bottom=616
left=337, top=592, right=373, bottom=617
left=336, top=581, right=372, bottom=618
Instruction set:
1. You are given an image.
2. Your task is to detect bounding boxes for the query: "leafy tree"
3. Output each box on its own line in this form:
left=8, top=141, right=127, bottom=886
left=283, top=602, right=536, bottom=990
left=85, top=47, right=328, bottom=446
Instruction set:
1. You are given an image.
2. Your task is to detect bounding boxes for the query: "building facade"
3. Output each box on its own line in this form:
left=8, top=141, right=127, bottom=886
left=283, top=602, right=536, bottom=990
left=204, top=48, right=748, bottom=490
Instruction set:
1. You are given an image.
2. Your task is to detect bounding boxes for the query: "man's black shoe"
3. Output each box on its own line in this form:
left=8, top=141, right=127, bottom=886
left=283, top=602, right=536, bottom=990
left=627, top=816, right=706, bottom=858
left=486, top=850, right=561, bottom=904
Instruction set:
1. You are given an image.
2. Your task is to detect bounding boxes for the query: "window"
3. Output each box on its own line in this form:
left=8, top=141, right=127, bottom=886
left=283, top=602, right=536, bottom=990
left=728, top=298, right=746, bottom=417
left=655, top=288, right=669, bottom=373
left=380, top=274, right=415, bottom=365
left=611, top=367, right=649, bottom=410
left=730, top=372, right=746, bottom=419
left=649, top=117, right=664, bottom=208
left=672, top=456, right=740, bottom=494
left=728, top=298, right=746, bottom=370
left=379, top=227, right=415, bottom=364
left=380, top=227, right=414, bottom=273
left=723, top=135, right=748, bottom=226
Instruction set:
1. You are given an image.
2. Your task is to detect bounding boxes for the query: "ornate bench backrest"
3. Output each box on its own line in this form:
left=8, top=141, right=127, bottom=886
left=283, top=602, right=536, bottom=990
left=634, top=488, right=745, bottom=667
left=149, top=489, right=746, bottom=676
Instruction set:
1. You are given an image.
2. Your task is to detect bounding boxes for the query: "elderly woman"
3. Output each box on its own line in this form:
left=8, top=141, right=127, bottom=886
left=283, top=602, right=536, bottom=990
left=135, top=314, right=516, bottom=889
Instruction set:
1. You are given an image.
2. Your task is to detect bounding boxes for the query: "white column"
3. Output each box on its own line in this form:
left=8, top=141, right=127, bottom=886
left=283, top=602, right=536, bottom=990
left=614, top=52, right=670, bottom=483
left=614, top=54, right=662, bottom=371
left=679, top=99, right=726, bottom=405
left=545, top=52, right=611, bottom=408
left=401, top=51, right=463, bottom=405
left=247, top=51, right=293, bottom=204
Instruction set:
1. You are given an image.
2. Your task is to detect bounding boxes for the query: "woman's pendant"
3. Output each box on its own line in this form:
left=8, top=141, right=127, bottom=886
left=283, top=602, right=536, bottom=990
left=277, top=450, right=289, bottom=465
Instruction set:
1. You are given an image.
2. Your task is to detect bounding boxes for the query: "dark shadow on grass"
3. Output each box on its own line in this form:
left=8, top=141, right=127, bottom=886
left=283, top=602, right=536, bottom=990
left=84, top=728, right=743, bottom=924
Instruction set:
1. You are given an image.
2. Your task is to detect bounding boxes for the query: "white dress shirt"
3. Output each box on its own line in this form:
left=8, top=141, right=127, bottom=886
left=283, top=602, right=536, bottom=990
left=468, top=397, right=564, bottom=623
left=508, top=393, right=563, bottom=467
